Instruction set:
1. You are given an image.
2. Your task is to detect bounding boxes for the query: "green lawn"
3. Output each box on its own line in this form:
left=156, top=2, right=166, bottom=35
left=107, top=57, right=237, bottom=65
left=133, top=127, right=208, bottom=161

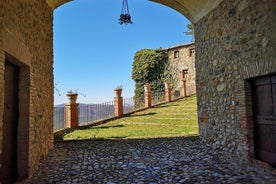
left=63, top=95, right=198, bottom=140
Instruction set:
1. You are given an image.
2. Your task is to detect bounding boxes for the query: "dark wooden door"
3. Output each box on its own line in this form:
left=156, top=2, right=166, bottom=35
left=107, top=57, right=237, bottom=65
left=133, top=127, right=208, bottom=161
left=252, top=75, right=276, bottom=168
left=0, top=61, right=19, bottom=183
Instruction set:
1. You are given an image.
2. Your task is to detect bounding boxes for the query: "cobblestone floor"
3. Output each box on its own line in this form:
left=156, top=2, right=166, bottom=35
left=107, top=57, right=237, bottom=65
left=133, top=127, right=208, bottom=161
left=27, top=137, right=276, bottom=184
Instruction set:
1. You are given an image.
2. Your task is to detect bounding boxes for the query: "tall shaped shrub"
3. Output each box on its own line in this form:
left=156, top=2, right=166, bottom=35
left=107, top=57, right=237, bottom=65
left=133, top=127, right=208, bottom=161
left=131, top=48, right=176, bottom=106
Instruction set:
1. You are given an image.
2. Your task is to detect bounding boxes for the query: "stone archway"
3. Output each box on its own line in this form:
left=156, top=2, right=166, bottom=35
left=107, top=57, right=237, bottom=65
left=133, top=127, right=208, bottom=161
left=46, top=0, right=276, bottom=168
left=46, top=0, right=222, bottom=23
left=1, top=0, right=275, bottom=182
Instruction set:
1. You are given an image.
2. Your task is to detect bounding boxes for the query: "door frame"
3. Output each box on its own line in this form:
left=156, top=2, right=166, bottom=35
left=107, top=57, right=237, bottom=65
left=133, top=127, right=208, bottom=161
left=246, top=73, right=276, bottom=167
left=1, top=54, right=30, bottom=182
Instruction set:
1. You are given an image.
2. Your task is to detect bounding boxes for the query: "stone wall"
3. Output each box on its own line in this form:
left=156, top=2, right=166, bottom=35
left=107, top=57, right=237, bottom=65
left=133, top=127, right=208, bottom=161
left=167, top=43, right=196, bottom=96
left=1, top=0, right=275, bottom=180
left=0, top=0, right=54, bottom=181
left=195, top=0, right=276, bottom=158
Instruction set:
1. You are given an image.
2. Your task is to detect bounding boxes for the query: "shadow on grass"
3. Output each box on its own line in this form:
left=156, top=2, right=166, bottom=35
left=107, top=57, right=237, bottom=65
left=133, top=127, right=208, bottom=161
left=93, top=125, right=125, bottom=129
left=104, top=135, right=199, bottom=142
left=107, top=136, right=128, bottom=139
left=129, top=112, right=157, bottom=117
left=156, top=104, right=179, bottom=108
left=61, top=135, right=200, bottom=143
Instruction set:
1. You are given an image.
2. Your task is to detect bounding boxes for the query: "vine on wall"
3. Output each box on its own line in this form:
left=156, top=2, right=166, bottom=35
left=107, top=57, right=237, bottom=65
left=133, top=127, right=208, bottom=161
left=131, top=48, right=177, bottom=106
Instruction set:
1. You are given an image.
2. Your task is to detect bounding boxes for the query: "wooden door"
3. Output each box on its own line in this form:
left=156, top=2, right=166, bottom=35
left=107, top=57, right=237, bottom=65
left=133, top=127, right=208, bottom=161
left=0, top=61, right=19, bottom=183
left=252, top=75, right=276, bottom=168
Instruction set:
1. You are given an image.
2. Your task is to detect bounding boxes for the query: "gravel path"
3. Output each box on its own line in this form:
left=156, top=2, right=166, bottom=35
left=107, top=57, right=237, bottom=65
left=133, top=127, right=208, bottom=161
left=27, top=137, right=276, bottom=184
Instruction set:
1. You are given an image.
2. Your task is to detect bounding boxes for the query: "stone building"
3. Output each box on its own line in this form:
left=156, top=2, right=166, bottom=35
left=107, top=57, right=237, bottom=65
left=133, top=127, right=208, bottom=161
left=194, top=1, right=276, bottom=167
left=167, top=43, right=196, bottom=97
left=0, top=1, right=54, bottom=183
left=0, top=0, right=275, bottom=182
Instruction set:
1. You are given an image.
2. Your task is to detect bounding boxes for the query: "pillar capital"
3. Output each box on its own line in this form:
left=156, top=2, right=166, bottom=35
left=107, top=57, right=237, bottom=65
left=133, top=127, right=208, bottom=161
left=65, top=93, right=79, bottom=128
left=144, top=84, right=151, bottom=92
left=66, top=92, right=78, bottom=104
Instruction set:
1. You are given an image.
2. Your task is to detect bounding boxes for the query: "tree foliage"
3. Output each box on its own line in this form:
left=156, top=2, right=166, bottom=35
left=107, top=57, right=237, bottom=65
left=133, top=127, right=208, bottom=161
left=131, top=49, right=176, bottom=106
left=185, top=23, right=194, bottom=41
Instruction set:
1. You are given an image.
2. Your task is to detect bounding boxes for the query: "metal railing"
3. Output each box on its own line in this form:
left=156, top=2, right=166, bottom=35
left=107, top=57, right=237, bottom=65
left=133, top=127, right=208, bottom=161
left=152, top=91, right=166, bottom=105
left=123, top=97, right=135, bottom=114
left=54, top=96, right=150, bottom=131
left=54, top=106, right=65, bottom=131
left=53, top=88, right=180, bottom=131
left=78, top=101, right=114, bottom=126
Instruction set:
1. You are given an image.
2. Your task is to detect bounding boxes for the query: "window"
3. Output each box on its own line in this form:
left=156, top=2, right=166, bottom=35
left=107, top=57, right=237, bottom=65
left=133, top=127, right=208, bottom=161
left=189, top=48, right=195, bottom=57
left=181, top=69, right=188, bottom=79
left=174, top=51, right=179, bottom=58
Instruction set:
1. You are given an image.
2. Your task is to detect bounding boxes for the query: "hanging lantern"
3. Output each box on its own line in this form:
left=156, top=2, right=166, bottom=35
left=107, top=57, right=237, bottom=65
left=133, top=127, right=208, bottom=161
left=119, top=0, right=133, bottom=25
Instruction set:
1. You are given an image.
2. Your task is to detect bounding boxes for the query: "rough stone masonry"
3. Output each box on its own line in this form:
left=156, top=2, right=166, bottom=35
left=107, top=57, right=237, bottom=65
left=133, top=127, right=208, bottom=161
left=0, top=0, right=275, bottom=182
left=195, top=0, right=276, bottom=160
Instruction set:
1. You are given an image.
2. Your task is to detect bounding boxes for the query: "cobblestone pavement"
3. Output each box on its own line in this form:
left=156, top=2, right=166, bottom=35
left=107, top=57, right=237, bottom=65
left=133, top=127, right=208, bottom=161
left=27, top=137, right=276, bottom=184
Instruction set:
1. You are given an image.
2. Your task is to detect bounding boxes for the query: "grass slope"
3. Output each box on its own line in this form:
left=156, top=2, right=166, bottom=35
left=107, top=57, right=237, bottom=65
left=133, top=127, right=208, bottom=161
left=63, top=95, right=198, bottom=140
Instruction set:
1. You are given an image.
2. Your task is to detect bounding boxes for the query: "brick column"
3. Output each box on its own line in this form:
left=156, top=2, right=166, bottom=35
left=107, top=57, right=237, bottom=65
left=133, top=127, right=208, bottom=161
left=144, top=84, right=152, bottom=108
left=114, top=89, right=123, bottom=117
left=65, top=93, right=79, bottom=129
left=165, top=82, right=172, bottom=102
left=181, top=79, right=187, bottom=97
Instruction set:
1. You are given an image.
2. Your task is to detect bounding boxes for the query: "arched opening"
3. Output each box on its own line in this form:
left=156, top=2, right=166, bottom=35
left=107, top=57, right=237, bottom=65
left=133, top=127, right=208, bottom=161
left=53, top=0, right=198, bottom=139
left=53, top=0, right=193, bottom=105
left=1, top=0, right=275, bottom=181
left=49, top=0, right=276, bottom=172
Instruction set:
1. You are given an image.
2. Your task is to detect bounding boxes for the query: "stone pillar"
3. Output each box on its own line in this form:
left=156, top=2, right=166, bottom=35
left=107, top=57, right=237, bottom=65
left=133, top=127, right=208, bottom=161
left=114, top=89, right=123, bottom=117
left=181, top=79, right=187, bottom=97
left=144, top=84, right=152, bottom=108
left=165, top=82, right=172, bottom=102
left=64, top=93, right=79, bottom=129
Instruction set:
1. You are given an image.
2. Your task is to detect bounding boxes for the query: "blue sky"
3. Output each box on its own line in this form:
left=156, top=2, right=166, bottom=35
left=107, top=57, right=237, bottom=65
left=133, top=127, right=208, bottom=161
left=53, top=0, right=192, bottom=105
